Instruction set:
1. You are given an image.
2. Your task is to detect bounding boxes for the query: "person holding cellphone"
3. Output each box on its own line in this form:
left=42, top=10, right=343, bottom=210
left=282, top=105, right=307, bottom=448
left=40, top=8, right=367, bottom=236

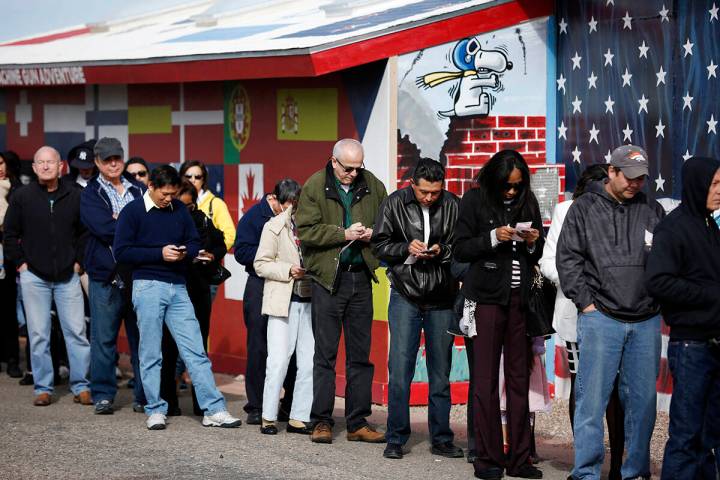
left=253, top=181, right=314, bottom=435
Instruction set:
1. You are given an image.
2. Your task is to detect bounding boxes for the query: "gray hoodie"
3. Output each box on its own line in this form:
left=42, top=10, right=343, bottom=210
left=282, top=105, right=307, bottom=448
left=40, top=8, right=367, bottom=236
left=556, top=180, right=665, bottom=322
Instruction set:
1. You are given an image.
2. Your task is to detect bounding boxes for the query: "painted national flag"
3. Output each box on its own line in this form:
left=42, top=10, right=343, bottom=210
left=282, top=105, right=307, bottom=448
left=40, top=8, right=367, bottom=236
left=179, top=82, right=224, bottom=165
left=85, top=84, right=129, bottom=154
left=0, top=91, right=6, bottom=151
left=127, top=84, right=180, bottom=163
left=237, top=163, right=263, bottom=218
left=44, top=103, right=85, bottom=159
left=276, top=88, right=338, bottom=141
left=6, top=89, right=45, bottom=159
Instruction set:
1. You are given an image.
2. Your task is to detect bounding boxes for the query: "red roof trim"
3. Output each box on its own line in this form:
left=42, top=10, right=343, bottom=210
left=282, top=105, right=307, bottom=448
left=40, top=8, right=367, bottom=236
left=79, top=0, right=551, bottom=84
left=1, top=27, right=91, bottom=46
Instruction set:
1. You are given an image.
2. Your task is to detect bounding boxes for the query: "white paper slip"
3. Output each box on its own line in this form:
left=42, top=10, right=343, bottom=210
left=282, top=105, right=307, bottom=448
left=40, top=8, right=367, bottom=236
left=404, top=255, right=418, bottom=265
left=644, top=229, right=653, bottom=247
left=511, top=221, right=533, bottom=242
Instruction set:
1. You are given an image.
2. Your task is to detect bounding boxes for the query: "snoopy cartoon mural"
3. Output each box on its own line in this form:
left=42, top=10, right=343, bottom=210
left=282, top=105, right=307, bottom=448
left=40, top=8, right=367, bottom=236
left=418, top=37, right=513, bottom=117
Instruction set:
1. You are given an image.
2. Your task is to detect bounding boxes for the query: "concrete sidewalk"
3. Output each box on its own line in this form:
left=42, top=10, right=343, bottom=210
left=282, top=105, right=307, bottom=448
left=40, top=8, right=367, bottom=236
left=0, top=364, right=662, bottom=480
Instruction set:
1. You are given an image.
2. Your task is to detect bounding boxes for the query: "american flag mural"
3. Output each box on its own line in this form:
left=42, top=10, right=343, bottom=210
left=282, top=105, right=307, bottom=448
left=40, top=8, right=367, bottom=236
left=554, top=0, right=720, bottom=410
left=556, top=0, right=720, bottom=198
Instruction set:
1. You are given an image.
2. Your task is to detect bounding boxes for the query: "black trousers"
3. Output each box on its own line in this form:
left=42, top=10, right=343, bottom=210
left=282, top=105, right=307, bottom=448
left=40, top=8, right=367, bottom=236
left=310, top=271, right=374, bottom=432
left=243, top=275, right=295, bottom=415
left=0, top=266, right=20, bottom=364
left=464, top=337, right=476, bottom=456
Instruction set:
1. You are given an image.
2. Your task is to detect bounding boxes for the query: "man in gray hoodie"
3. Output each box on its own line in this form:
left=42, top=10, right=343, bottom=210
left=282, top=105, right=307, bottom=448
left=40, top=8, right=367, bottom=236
left=557, top=145, right=665, bottom=480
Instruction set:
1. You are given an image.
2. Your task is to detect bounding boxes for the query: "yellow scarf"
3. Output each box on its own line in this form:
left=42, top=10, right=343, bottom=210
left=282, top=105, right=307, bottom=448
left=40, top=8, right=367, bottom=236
left=420, top=70, right=477, bottom=88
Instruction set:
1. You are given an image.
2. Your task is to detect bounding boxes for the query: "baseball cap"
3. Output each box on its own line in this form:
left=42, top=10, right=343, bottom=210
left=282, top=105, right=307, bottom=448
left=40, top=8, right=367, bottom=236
left=610, top=144, right=649, bottom=179
left=94, top=137, right=124, bottom=161
left=68, top=139, right=96, bottom=169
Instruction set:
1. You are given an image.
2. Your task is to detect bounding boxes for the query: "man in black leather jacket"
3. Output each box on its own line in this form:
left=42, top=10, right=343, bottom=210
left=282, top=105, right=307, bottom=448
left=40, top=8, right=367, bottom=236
left=371, top=158, right=462, bottom=460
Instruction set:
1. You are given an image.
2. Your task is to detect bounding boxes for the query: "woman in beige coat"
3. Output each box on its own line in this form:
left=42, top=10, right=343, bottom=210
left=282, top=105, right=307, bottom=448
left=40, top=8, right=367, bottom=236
left=254, top=201, right=314, bottom=435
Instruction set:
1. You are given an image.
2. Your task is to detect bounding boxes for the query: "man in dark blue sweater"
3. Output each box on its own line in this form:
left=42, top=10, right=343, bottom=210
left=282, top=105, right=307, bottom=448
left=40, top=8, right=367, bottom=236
left=233, top=179, right=299, bottom=424
left=114, top=165, right=241, bottom=431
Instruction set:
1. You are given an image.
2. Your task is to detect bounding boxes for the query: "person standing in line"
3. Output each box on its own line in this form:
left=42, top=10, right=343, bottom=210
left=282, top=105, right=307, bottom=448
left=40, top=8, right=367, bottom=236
left=371, top=158, right=463, bottom=460
left=180, top=160, right=236, bottom=250
left=113, top=165, right=241, bottom=430
left=557, top=145, right=664, bottom=480
left=3, top=146, right=90, bottom=407
left=233, top=180, right=300, bottom=425
left=645, top=157, right=720, bottom=480
left=124, top=157, right=150, bottom=186
left=80, top=137, right=146, bottom=414
left=538, top=164, right=625, bottom=480
left=453, top=150, right=544, bottom=480
left=295, top=138, right=387, bottom=444
left=0, top=150, right=24, bottom=379
left=252, top=180, right=314, bottom=435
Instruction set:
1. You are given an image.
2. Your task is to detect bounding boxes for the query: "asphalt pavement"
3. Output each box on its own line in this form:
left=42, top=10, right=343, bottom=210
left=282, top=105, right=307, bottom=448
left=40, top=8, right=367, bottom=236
left=0, top=358, right=659, bottom=480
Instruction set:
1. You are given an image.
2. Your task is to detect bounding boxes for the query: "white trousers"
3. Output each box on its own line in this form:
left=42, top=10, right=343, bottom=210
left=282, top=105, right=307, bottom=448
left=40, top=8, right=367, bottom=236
left=262, top=301, right=314, bottom=422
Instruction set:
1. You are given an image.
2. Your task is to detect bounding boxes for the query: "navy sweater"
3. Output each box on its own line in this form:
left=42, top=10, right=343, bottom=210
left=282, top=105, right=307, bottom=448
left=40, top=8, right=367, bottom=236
left=114, top=197, right=200, bottom=284
left=233, top=196, right=274, bottom=277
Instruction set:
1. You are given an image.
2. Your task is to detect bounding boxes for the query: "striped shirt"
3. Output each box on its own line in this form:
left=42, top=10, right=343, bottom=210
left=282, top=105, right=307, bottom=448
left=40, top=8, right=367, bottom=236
left=98, top=175, right=135, bottom=217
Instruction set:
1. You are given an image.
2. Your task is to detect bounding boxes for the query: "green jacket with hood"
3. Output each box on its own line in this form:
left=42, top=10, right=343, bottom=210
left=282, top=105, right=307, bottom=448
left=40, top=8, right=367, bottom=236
left=295, top=161, right=387, bottom=293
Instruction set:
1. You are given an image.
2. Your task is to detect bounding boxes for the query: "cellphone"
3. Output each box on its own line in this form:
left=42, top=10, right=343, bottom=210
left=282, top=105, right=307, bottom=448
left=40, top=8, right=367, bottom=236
left=175, top=246, right=187, bottom=252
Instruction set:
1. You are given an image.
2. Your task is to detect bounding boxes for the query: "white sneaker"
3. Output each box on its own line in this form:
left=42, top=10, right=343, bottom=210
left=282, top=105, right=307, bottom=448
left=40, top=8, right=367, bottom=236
left=202, top=410, right=242, bottom=428
left=146, top=413, right=167, bottom=430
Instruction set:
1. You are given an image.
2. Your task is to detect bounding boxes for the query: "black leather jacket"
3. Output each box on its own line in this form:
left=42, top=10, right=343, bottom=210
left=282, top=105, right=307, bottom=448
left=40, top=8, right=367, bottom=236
left=371, top=187, right=459, bottom=309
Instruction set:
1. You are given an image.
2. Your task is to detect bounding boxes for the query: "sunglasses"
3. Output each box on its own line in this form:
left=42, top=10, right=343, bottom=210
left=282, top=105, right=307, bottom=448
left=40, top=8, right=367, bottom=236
left=503, top=181, right=524, bottom=191
left=185, top=174, right=204, bottom=180
left=130, top=170, right=147, bottom=178
left=333, top=157, right=364, bottom=174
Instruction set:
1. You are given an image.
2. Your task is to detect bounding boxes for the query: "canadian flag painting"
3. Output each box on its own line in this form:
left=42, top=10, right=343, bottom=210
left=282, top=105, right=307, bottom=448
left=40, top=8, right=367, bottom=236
left=237, top=163, right=263, bottom=219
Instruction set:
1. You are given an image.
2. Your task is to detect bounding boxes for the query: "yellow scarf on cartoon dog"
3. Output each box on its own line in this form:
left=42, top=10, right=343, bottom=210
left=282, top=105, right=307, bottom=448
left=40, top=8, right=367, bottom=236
left=421, top=70, right=477, bottom=87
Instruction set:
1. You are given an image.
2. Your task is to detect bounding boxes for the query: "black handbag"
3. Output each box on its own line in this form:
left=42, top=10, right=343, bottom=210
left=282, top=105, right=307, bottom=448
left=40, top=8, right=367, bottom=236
left=208, top=264, right=232, bottom=285
left=526, top=267, right=556, bottom=338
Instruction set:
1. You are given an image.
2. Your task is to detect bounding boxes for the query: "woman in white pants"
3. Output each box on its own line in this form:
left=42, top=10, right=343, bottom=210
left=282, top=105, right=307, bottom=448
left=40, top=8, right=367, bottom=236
left=254, top=198, right=314, bottom=435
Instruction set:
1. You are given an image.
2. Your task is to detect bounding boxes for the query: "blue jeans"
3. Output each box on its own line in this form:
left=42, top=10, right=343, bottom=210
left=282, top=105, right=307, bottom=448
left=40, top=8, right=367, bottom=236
left=20, top=270, right=90, bottom=395
left=661, top=340, right=720, bottom=480
left=386, top=289, right=454, bottom=446
left=89, top=279, right=145, bottom=405
left=132, top=280, right=226, bottom=416
left=572, top=310, right=661, bottom=480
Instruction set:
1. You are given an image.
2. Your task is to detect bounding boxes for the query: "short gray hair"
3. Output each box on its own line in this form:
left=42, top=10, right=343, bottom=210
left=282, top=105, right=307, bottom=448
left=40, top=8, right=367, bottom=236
left=332, top=138, right=363, bottom=161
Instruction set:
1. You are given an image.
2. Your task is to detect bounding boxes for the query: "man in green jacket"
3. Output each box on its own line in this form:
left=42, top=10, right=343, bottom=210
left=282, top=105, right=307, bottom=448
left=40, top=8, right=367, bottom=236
left=295, top=138, right=387, bottom=444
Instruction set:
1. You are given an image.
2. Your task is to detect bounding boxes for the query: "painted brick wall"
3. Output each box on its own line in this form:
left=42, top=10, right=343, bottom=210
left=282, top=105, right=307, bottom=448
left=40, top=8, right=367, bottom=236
left=397, top=115, right=548, bottom=195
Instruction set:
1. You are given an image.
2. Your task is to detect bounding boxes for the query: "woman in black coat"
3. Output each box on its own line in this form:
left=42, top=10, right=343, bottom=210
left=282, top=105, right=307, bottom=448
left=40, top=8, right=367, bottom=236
left=453, top=150, right=544, bottom=480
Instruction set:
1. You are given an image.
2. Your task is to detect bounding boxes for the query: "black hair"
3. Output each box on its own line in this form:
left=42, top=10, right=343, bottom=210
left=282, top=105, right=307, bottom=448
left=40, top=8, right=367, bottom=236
left=179, top=160, right=208, bottom=190
left=0, top=150, right=20, bottom=180
left=475, top=149, right=533, bottom=221
left=573, top=164, right=609, bottom=200
left=149, top=165, right=181, bottom=188
left=177, top=179, right=198, bottom=203
left=273, top=178, right=302, bottom=204
left=126, top=156, right=149, bottom=171
left=412, top=158, right=445, bottom=183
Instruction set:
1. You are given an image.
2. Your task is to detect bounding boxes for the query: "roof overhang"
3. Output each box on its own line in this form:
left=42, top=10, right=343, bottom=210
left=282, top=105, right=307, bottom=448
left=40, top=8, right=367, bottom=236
left=0, top=0, right=552, bottom=86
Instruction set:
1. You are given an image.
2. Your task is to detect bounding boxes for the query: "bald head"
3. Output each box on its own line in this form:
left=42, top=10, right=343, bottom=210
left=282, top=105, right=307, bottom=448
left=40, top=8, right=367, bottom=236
left=33, top=146, right=60, bottom=163
left=32, top=145, right=62, bottom=187
left=331, top=138, right=364, bottom=185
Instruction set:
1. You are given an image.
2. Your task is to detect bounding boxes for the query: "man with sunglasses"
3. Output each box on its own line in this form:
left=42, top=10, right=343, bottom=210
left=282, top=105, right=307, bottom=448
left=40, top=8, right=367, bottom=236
left=295, top=138, right=387, bottom=444
left=80, top=137, right=146, bottom=415
left=558, top=145, right=665, bottom=480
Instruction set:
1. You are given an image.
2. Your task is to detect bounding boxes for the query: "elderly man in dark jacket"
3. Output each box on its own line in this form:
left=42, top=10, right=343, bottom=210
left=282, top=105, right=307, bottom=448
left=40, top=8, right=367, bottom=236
left=557, top=145, right=665, bottom=480
left=371, top=158, right=462, bottom=460
left=4, top=146, right=89, bottom=407
left=645, top=157, right=720, bottom=480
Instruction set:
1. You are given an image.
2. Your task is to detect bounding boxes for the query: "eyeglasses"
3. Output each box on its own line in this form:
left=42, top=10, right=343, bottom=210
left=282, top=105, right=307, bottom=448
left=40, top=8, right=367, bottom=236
left=185, top=174, right=204, bottom=180
left=130, top=170, right=147, bottom=178
left=503, top=181, right=523, bottom=191
left=333, top=157, right=364, bottom=174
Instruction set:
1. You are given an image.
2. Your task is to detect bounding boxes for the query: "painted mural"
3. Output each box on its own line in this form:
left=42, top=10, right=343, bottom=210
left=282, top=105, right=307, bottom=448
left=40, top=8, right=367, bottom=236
left=397, top=17, right=550, bottom=199
left=396, top=17, right=551, bottom=389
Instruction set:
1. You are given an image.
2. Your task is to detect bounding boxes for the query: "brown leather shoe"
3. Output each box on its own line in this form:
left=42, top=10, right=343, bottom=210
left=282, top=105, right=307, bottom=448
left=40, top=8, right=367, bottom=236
left=33, top=393, right=51, bottom=406
left=73, top=390, right=92, bottom=405
left=311, top=422, right=333, bottom=444
left=347, top=425, right=386, bottom=443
